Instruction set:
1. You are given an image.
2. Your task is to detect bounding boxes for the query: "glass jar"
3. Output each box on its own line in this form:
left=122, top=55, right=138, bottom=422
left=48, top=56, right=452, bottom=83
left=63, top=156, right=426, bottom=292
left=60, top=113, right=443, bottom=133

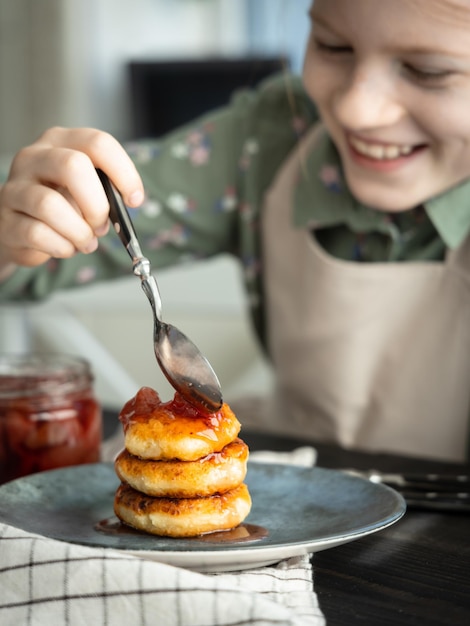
left=0, top=353, right=102, bottom=484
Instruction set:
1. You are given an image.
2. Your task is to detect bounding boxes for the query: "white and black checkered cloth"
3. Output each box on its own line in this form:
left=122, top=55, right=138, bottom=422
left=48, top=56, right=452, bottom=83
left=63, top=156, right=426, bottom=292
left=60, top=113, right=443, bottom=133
left=0, top=448, right=325, bottom=626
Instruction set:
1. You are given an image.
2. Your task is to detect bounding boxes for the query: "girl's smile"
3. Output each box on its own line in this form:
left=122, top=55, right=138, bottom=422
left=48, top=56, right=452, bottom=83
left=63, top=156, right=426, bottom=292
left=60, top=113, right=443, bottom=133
left=347, top=134, right=427, bottom=173
left=349, top=136, right=414, bottom=161
left=303, top=0, right=470, bottom=212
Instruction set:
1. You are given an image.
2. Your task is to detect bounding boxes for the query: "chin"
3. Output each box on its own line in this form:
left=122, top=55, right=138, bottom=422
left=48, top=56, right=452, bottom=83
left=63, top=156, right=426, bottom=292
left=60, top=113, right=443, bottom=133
left=360, top=197, right=418, bottom=213
left=347, top=180, right=423, bottom=213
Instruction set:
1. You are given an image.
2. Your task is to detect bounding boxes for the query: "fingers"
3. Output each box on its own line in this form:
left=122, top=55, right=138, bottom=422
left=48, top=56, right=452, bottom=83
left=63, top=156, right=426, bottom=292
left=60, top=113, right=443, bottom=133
left=0, top=127, right=145, bottom=268
left=13, top=146, right=111, bottom=235
left=33, top=127, right=144, bottom=207
left=11, top=126, right=145, bottom=218
left=0, top=181, right=99, bottom=256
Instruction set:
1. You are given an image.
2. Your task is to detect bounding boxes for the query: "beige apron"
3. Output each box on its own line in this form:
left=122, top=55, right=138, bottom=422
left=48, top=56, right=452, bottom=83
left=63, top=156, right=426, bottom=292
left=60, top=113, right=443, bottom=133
left=261, top=126, right=470, bottom=461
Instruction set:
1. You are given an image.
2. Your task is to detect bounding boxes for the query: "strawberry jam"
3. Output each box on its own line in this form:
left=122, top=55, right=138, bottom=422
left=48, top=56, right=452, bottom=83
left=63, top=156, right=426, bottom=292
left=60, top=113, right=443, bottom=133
left=119, top=386, right=218, bottom=431
left=0, top=354, right=102, bottom=484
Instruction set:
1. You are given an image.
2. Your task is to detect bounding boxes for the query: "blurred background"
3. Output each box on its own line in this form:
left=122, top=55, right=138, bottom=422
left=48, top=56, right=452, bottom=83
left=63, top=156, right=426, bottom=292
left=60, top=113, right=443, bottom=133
left=0, top=0, right=311, bottom=410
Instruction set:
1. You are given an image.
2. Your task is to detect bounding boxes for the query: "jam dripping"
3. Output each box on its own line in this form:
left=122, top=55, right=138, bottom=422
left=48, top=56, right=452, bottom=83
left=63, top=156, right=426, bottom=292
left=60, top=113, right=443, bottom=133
left=119, top=386, right=223, bottom=432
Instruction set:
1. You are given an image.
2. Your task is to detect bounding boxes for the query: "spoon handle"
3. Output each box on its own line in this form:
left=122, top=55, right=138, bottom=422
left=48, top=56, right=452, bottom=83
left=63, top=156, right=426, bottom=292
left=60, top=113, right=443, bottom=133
left=97, top=168, right=163, bottom=319
left=141, top=275, right=163, bottom=323
left=96, top=168, right=144, bottom=263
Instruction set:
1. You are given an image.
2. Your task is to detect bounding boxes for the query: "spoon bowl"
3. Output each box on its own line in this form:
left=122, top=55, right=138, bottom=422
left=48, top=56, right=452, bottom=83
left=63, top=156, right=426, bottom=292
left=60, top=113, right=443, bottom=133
left=140, top=275, right=223, bottom=412
left=97, top=169, right=223, bottom=413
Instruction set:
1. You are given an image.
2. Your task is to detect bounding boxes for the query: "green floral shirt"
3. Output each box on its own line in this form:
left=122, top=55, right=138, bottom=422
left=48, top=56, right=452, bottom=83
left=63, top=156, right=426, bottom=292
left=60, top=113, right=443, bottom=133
left=3, top=73, right=470, bottom=349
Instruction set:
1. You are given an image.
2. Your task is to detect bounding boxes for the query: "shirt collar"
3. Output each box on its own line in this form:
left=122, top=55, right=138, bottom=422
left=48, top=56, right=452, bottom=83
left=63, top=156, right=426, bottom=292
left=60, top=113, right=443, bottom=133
left=425, top=181, right=470, bottom=249
left=294, top=126, right=470, bottom=249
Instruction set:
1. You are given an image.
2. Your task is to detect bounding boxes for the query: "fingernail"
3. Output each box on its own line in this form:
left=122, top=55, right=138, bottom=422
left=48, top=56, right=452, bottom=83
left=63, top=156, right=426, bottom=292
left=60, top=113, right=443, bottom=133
left=94, top=223, right=109, bottom=237
left=84, top=238, right=99, bottom=254
left=128, top=190, right=144, bottom=206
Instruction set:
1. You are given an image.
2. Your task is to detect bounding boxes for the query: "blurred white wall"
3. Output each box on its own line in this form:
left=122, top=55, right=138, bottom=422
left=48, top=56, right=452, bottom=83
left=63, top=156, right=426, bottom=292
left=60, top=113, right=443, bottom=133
left=0, top=0, right=311, bottom=151
left=246, top=0, right=311, bottom=73
left=0, top=0, right=310, bottom=409
left=0, top=0, right=252, bottom=151
left=63, top=0, right=252, bottom=141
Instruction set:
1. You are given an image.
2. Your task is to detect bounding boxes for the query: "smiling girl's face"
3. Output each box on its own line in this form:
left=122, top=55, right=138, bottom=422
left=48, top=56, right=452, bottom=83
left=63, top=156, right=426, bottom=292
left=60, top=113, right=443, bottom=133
left=303, top=0, right=470, bottom=212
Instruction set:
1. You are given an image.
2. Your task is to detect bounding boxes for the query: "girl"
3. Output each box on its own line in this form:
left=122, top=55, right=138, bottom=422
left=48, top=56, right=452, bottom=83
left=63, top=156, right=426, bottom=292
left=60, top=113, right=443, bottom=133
left=1, top=0, right=470, bottom=461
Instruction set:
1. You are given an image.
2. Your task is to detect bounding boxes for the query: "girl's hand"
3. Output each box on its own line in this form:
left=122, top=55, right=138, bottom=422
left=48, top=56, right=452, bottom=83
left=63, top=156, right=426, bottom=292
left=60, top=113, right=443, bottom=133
left=0, top=127, right=144, bottom=269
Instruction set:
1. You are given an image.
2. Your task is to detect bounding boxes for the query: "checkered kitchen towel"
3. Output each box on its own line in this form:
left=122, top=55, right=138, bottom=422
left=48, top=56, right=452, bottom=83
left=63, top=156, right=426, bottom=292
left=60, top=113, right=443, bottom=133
left=0, top=447, right=325, bottom=626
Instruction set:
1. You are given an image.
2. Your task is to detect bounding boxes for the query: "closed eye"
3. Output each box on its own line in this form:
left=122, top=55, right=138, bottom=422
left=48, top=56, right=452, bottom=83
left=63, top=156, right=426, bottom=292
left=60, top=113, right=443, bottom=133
left=405, top=65, right=453, bottom=80
left=403, top=63, right=455, bottom=85
left=314, top=40, right=353, bottom=55
left=313, top=37, right=353, bottom=54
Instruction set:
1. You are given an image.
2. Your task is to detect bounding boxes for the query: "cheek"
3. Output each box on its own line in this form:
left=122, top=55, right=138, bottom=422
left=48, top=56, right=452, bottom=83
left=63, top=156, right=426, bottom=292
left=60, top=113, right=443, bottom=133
left=302, top=35, right=327, bottom=104
left=417, top=99, right=470, bottom=167
left=410, top=87, right=470, bottom=142
left=302, top=56, right=329, bottom=108
left=302, top=50, right=345, bottom=115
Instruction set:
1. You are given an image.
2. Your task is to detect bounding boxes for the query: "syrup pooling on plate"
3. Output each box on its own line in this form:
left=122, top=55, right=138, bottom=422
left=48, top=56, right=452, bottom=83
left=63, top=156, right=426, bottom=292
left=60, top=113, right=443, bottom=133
left=189, top=523, right=268, bottom=544
left=95, top=517, right=268, bottom=544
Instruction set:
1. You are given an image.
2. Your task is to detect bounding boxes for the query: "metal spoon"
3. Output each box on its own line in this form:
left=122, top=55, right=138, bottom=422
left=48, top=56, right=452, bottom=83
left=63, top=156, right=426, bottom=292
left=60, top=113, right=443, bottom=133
left=96, top=169, right=223, bottom=413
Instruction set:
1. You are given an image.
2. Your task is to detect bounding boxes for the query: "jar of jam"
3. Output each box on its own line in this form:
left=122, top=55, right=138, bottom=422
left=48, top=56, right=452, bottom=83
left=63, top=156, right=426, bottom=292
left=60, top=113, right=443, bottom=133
left=0, top=353, right=102, bottom=484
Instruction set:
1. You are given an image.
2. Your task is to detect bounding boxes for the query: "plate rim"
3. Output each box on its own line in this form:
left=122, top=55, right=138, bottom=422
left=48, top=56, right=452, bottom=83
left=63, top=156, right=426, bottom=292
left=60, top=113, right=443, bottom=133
left=0, top=461, right=406, bottom=571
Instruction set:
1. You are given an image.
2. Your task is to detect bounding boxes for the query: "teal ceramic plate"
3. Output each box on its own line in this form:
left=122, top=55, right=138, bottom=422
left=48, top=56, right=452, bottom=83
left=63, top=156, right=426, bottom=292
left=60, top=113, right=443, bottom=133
left=0, top=462, right=406, bottom=572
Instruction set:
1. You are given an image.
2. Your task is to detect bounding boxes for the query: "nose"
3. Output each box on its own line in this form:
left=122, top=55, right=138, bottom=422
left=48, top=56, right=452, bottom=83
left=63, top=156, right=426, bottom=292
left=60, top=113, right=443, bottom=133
left=333, top=63, right=405, bottom=130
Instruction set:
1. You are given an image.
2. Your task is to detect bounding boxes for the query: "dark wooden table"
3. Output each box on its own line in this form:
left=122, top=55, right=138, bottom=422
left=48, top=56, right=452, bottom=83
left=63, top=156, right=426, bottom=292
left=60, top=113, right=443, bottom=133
left=103, top=412, right=469, bottom=625
left=243, top=431, right=470, bottom=626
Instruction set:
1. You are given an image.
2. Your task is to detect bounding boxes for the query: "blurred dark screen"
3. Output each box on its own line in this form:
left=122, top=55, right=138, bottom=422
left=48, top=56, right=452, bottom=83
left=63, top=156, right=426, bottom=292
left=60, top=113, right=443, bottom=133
left=129, top=57, right=287, bottom=139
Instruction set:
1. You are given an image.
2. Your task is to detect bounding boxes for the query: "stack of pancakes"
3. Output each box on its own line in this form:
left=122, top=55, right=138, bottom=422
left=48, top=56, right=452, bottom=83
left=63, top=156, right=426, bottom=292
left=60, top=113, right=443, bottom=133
left=113, top=386, right=252, bottom=537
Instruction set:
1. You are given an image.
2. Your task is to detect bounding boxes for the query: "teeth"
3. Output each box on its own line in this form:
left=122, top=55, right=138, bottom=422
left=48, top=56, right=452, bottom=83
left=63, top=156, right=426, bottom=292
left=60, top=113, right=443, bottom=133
left=350, top=137, right=414, bottom=160
left=384, top=145, right=400, bottom=159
